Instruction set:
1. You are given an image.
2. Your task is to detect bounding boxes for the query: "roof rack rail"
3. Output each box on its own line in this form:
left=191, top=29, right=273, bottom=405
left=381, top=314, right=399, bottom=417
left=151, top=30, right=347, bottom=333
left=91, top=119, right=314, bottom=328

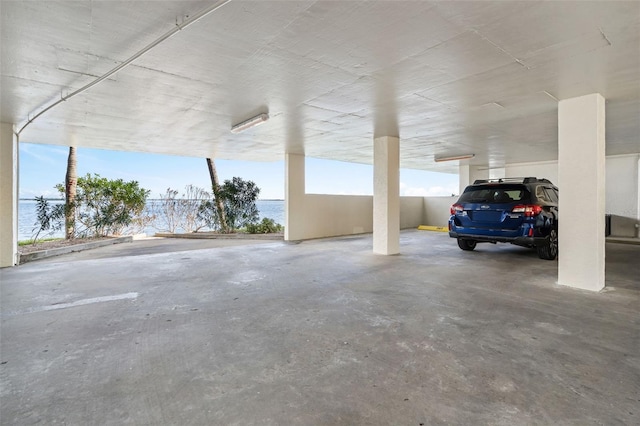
left=472, top=177, right=552, bottom=184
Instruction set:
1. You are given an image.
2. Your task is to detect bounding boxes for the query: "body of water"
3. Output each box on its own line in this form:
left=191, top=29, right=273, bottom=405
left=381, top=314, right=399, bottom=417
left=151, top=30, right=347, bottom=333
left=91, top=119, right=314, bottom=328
left=18, top=199, right=285, bottom=241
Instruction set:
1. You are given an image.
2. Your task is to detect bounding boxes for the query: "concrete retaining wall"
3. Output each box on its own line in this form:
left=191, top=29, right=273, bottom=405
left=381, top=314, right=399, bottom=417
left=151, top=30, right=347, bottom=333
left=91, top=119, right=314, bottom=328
left=295, top=194, right=373, bottom=239
left=400, top=197, right=425, bottom=229
left=610, top=215, right=639, bottom=238
left=286, top=194, right=431, bottom=240
left=423, top=196, right=456, bottom=227
left=19, top=236, right=132, bottom=264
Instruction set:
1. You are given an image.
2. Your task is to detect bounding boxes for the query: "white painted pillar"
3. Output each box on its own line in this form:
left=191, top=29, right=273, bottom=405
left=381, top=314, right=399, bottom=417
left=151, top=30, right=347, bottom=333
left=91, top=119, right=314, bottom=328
left=459, top=166, right=492, bottom=195
left=490, top=167, right=506, bottom=179
left=373, top=136, right=400, bottom=255
left=469, top=166, right=489, bottom=185
left=558, top=93, right=606, bottom=291
left=285, top=153, right=305, bottom=241
left=459, top=164, right=470, bottom=195
left=1, top=123, right=19, bottom=267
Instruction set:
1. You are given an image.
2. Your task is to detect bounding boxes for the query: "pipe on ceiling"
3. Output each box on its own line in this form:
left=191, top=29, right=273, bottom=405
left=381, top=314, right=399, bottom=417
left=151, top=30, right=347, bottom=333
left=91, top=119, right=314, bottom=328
left=17, top=0, right=233, bottom=135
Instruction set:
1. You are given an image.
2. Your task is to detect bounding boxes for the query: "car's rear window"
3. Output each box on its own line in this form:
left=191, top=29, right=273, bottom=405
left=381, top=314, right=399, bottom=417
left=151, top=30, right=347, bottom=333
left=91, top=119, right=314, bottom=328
left=458, top=185, right=530, bottom=203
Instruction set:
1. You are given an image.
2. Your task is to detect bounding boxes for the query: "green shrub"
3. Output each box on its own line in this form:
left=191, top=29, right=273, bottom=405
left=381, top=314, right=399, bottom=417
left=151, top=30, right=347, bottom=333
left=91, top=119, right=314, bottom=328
left=56, top=173, right=150, bottom=237
left=220, top=177, right=260, bottom=231
left=245, top=217, right=283, bottom=234
left=31, top=196, right=64, bottom=243
left=197, top=199, right=221, bottom=231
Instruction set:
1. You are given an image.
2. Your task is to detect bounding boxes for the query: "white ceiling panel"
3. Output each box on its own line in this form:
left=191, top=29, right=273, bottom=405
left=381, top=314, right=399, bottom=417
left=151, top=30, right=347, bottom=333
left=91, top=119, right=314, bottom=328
left=1, top=0, right=638, bottom=175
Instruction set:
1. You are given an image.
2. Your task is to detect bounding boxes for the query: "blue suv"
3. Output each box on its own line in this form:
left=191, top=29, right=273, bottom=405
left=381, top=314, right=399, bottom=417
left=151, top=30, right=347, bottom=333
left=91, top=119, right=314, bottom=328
left=448, top=177, right=559, bottom=260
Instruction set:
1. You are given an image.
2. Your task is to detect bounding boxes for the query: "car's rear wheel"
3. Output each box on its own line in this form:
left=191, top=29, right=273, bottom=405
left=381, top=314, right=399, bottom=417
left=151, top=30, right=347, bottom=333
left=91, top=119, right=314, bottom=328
left=536, top=228, right=558, bottom=260
left=457, top=238, right=477, bottom=251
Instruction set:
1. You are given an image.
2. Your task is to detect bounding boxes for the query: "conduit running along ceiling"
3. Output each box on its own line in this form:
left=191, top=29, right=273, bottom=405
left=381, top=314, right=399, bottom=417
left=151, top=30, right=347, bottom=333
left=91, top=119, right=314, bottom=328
left=1, top=0, right=639, bottom=172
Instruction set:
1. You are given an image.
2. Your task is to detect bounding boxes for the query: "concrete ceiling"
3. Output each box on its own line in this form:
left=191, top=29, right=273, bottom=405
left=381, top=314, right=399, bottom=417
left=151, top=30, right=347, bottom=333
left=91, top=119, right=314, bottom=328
left=2, top=1, right=639, bottom=173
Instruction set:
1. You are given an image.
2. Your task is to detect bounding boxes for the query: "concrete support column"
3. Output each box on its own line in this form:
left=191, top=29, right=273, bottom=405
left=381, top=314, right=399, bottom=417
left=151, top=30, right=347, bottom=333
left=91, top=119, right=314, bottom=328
left=558, top=93, right=606, bottom=291
left=490, top=167, right=506, bottom=179
left=469, top=166, right=489, bottom=185
left=459, top=164, right=470, bottom=195
left=373, top=136, right=399, bottom=255
left=285, top=153, right=305, bottom=241
left=1, top=123, right=19, bottom=267
left=460, top=164, right=491, bottom=192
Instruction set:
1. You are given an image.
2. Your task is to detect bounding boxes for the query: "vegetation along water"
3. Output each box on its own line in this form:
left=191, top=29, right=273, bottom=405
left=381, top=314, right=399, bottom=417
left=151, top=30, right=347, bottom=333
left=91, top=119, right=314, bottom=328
left=18, top=199, right=285, bottom=241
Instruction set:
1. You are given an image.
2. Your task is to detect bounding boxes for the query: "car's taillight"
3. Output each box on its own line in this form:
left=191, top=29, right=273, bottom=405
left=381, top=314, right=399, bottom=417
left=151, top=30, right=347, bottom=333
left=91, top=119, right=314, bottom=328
left=512, top=204, right=543, bottom=217
left=450, top=204, right=464, bottom=215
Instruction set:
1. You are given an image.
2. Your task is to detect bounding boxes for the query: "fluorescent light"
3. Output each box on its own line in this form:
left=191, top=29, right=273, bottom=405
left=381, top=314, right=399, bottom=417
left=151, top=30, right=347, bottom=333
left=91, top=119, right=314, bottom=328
left=434, top=154, right=475, bottom=163
left=230, top=113, right=269, bottom=134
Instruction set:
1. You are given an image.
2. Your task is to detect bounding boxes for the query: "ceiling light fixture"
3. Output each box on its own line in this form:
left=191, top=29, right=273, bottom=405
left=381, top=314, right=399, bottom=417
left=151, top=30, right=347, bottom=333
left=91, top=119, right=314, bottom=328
left=230, top=113, right=269, bottom=134
left=434, top=154, right=475, bottom=162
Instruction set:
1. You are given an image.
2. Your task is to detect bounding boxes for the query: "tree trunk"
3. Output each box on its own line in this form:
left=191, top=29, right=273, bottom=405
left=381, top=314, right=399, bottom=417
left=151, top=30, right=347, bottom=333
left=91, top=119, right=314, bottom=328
left=65, top=146, right=77, bottom=239
left=206, top=158, right=228, bottom=233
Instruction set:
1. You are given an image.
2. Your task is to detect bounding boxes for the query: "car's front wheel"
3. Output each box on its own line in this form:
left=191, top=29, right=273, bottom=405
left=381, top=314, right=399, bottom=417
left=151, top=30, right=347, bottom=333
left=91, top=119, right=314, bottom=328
left=536, top=228, right=558, bottom=260
left=457, top=238, right=477, bottom=251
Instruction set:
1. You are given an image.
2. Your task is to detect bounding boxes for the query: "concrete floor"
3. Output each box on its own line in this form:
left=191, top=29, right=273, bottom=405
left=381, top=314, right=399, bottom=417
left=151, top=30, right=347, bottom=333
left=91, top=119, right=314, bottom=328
left=1, top=230, right=638, bottom=425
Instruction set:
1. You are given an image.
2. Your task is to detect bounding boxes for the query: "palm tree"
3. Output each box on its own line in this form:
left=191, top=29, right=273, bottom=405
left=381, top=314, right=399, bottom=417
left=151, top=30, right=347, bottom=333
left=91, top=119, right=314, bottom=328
left=206, top=157, right=229, bottom=233
left=65, top=146, right=77, bottom=239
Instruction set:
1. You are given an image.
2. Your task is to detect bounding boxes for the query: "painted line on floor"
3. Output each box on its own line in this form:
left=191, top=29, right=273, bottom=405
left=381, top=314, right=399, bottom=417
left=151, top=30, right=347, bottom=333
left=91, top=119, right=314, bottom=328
left=5, top=292, right=139, bottom=317
left=417, top=225, right=448, bottom=232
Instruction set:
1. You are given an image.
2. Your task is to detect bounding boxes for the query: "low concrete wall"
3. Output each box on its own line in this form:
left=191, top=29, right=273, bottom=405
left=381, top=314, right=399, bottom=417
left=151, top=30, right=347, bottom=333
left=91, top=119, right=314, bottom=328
left=19, top=236, right=132, bottom=264
left=287, top=194, right=429, bottom=240
left=610, top=215, right=639, bottom=238
left=424, top=196, right=456, bottom=227
left=400, top=196, right=425, bottom=229
left=297, top=194, right=373, bottom=239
